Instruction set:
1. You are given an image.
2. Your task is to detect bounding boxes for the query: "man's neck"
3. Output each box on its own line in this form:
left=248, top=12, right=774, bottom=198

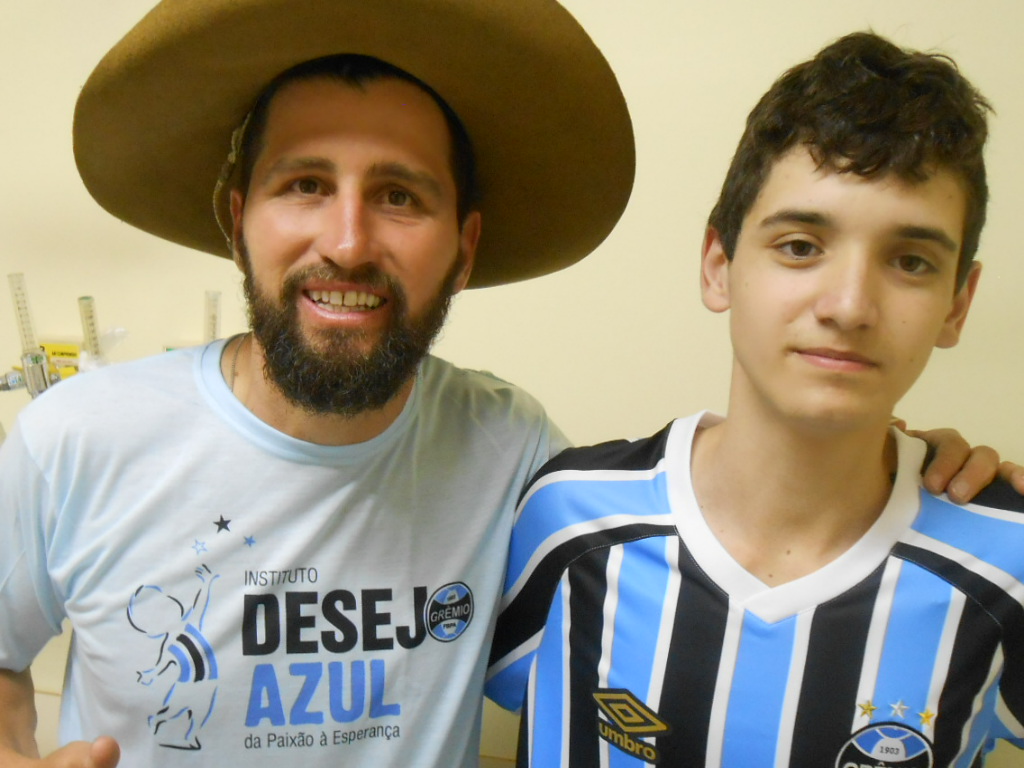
left=221, top=334, right=414, bottom=446
left=690, top=402, right=896, bottom=587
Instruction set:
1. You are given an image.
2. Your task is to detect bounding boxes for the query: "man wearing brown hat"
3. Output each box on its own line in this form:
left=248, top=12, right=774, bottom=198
left=0, top=2, right=1012, bottom=768
left=0, top=2, right=632, bottom=766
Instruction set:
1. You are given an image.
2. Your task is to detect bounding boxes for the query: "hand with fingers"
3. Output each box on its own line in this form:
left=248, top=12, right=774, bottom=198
left=898, top=422, right=1024, bottom=503
left=3, top=737, right=120, bottom=768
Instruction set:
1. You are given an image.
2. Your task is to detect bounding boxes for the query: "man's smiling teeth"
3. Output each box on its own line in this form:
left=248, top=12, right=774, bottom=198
left=308, top=289, right=382, bottom=309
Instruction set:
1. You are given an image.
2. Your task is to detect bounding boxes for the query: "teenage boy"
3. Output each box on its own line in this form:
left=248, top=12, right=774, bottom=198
left=487, top=32, right=1024, bottom=767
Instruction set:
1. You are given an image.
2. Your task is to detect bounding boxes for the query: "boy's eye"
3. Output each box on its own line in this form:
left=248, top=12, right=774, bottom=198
left=895, top=254, right=934, bottom=274
left=779, top=239, right=819, bottom=259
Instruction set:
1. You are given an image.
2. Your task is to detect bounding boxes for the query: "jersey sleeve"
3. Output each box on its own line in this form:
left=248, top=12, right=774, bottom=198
left=486, top=426, right=676, bottom=711
left=485, top=475, right=561, bottom=712
left=0, top=420, right=65, bottom=672
left=486, top=463, right=592, bottom=711
left=972, top=479, right=1024, bottom=749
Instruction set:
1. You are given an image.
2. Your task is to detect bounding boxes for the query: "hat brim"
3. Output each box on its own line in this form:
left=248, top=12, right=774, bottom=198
left=73, top=0, right=635, bottom=288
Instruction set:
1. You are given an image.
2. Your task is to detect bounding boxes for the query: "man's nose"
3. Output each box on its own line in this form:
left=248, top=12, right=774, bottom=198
left=314, top=191, right=375, bottom=267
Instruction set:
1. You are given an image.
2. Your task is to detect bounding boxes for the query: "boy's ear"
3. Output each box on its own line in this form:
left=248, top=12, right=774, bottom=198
left=701, top=226, right=732, bottom=313
left=936, top=262, right=982, bottom=349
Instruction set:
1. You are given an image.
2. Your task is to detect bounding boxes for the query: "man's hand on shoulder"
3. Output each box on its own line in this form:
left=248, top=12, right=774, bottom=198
left=905, top=423, right=1024, bottom=503
left=999, top=461, right=1024, bottom=496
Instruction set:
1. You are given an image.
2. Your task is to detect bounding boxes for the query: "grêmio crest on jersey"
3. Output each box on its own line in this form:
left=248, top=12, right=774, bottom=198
left=836, top=722, right=934, bottom=767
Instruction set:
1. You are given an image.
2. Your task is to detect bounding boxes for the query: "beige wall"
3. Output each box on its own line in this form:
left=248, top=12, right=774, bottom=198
left=2, top=1, right=1022, bottom=764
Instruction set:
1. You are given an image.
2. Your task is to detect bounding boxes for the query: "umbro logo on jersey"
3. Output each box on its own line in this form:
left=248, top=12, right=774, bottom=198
left=593, top=689, right=670, bottom=762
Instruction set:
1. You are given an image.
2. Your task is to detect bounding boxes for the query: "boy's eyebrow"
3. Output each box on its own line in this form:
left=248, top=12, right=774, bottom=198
left=759, top=210, right=959, bottom=252
left=894, top=225, right=959, bottom=253
left=758, top=209, right=831, bottom=229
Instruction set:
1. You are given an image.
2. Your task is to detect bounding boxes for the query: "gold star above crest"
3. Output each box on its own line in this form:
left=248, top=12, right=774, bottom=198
left=919, top=709, right=936, bottom=728
left=858, top=700, right=878, bottom=718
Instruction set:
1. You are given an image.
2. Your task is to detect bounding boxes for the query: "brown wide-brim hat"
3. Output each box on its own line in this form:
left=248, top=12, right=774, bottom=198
left=73, top=0, right=635, bottom=288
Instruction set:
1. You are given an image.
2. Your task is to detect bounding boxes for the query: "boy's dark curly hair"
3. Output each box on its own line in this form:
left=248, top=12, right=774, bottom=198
left=708, top=32, right=992, bottom=286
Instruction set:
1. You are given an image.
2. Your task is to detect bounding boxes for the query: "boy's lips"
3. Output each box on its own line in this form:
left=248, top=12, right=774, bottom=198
left=796, top=346, right=880, bottom=370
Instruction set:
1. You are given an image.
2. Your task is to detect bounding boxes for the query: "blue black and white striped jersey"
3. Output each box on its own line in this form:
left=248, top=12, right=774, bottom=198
left=486, top=413, right=1024, bottom=767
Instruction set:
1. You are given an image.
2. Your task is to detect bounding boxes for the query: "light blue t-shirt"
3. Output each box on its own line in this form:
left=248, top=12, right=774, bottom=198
left=0, top=340, right=567, bottom=767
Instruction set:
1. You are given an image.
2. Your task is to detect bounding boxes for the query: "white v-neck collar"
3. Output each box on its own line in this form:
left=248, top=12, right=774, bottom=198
left=664, top=412, right=926, bottom=624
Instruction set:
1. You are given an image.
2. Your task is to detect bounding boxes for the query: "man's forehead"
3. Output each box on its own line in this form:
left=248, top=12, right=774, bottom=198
left=264, top=73, right=446, bottom=126
left=254, top=75, right=455, bottom=162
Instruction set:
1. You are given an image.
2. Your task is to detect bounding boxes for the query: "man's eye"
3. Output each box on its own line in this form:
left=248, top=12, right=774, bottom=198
left=293, top=178, right=321, bottom=195
left=386, top=189, right=412, bottom=207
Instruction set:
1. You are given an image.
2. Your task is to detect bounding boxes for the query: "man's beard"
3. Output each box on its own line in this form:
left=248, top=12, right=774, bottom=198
left=240, top=242, right=463, bottom=416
